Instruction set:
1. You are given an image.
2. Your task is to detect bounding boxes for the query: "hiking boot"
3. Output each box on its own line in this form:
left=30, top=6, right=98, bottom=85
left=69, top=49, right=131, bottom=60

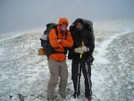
left=85, top=96, right=92, bottom=101
left=73, top=93, right=80, bottom=98
left=60, top=94, right=66, bottom=99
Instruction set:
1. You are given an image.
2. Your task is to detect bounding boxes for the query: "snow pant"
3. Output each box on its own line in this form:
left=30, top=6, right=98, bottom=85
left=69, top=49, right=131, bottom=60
left=71, top=59, right=92, bottom=97
left=47, top=58, right=68, bottom=99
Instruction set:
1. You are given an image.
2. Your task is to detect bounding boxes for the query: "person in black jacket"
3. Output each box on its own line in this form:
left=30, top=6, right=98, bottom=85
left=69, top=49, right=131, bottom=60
left=68, top=18, right=95, bottom=100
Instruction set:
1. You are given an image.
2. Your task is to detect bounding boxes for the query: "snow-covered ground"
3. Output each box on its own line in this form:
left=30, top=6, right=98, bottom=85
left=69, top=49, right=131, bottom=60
left=0, top=19, right=134, bottom=101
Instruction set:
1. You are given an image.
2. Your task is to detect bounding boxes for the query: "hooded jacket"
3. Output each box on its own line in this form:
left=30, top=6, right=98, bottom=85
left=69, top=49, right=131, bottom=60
left=48, top=18, right=73, bottom=61
left=68, top=18, right=95, bottom=62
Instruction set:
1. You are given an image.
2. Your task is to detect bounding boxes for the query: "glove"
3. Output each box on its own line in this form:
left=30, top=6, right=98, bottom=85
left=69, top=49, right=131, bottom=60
left=74, top=47, right=83, bottom=54
left=86, top=55, right=94, bottom=65
left=81, top=46, right=89, bottom=52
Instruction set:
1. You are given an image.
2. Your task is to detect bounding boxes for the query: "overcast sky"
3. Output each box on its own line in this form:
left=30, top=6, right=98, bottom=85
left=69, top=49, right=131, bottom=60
left=0, top=0, right=134, bottom=35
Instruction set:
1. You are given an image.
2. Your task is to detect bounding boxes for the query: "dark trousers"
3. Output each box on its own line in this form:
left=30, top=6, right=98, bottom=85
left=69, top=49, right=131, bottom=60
left=71, top=59, right=92, bottom=96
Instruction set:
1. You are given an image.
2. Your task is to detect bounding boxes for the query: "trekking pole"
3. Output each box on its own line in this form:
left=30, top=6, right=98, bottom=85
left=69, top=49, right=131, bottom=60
left=85, top=62, right=92, bottom=100
left=76, top=63, right=81, bottom=98
left=76, top=40, right=84, bottom=98
left=79, top=41, right=84, bottom=58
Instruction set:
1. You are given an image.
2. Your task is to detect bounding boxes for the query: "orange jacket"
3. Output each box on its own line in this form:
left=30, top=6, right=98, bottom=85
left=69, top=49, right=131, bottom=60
left=48, top=18, right=73, bottom=61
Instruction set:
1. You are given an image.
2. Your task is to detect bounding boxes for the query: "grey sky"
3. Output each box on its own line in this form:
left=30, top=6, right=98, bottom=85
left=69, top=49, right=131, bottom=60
left=0, top=0, right=134, bottom=35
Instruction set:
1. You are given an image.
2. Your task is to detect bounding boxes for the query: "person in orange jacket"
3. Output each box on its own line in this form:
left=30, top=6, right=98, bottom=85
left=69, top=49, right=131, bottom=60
left=47, top=18, right=73, bottom=101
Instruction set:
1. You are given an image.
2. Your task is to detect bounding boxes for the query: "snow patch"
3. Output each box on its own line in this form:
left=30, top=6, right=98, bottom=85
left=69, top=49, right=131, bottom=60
left=0, top=19, right=134, bottom=101
left=94, top=26, right=134, bottom=64
left=0, top=48, right=3, bottom=56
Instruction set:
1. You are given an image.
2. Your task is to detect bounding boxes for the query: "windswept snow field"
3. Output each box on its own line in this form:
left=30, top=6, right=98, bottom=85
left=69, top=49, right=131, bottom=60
left=0, top=19, right=134, bottom=101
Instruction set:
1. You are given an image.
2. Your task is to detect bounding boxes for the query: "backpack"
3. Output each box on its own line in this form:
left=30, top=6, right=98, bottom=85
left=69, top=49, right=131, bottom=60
left=40, top=23, right=57, bottom=47
left=40, top=23, right=68, bottom=57
left=83, top=19, right=95, bottom=44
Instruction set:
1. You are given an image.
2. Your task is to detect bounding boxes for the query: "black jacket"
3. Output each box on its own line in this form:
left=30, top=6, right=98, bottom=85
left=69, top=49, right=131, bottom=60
left=68, top=28, right=95, bottom=62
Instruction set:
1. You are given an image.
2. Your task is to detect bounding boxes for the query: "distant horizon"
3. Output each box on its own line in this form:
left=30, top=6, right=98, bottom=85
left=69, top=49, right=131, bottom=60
left=0, top=18, right=134, bottom=37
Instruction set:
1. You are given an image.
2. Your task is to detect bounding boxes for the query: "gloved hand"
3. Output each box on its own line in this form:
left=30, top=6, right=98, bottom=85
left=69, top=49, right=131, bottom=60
left=74, top=47, right=83, bottom=54
left=86, top=55, right=94, bottom=65
left=81, top=46, right=89, bottom=52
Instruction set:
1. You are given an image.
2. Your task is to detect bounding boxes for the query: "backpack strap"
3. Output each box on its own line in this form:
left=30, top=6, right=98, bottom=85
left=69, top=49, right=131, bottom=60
left=65, top=30, right=68, bottom=39
left=53, top=26, right=58, bottom=38
left=53, top=26, right=68, bottom=39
